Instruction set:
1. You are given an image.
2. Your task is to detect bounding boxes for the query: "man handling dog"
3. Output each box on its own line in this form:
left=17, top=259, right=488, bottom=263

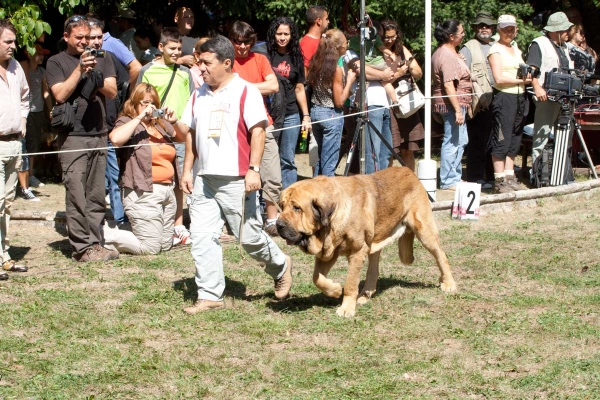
left=174, top=35, right=292, bottom=314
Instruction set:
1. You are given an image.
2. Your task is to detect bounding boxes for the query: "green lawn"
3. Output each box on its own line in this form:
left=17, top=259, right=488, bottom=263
left=1, top=193, right=599, bottom=399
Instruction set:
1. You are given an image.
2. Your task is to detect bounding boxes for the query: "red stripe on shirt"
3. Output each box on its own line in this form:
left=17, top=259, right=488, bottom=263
left=237, top=86, right=250, bottom=176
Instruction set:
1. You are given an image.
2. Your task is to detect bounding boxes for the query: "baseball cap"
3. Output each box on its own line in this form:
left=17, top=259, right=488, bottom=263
left=497, top=15, right=518, bottom=29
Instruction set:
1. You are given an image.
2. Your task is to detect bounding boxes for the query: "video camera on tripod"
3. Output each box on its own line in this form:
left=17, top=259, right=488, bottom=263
left=543, top=68, right=600, bottom=101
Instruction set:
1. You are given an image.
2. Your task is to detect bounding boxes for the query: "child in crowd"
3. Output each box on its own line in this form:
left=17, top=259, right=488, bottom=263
left=137, top=27, right=195, bottom=245
left=133, top=26, right=159, bottom=66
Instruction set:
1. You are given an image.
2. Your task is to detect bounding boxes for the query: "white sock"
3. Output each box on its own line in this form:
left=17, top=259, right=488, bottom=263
left=504, top=170, right=515, bottom=177
left=494, top=172, right=505, bottom=180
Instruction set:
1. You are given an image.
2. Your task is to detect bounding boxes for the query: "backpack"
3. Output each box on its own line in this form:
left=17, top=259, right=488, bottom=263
left=532, top=147, right=553, bottom=188
left=267, top=71, right=288, bottom=130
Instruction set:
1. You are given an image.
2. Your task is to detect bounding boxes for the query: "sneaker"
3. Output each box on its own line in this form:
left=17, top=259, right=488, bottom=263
left=493, top=177, right=514, bottom=194
left=264, top=223, right=279, bottom=237
left=19, top=188, right=40, bottom=201
left=505, top=175, right=527, bottom=191
left=173, top=225, right=191, bottom=246
left=476, top=180, right=493, bottom=190
left=184, top=299, right=225, bottom=314
left=72, top=244, right=119, bottom=262
left=273, top=255, right=293, bottom=300
left=0, top=271, right=7, bottom=280
left=28, top=175, right=45, bottom=187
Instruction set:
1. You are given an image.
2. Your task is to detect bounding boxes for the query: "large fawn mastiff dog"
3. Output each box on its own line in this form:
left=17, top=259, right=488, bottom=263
left=276, top=167, right=456, bottom=317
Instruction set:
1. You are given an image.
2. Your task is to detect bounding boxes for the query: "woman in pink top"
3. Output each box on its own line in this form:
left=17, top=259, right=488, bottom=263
left=190, top=38, right=209, bottom=89
left=432, top=19, right=472, bottom=190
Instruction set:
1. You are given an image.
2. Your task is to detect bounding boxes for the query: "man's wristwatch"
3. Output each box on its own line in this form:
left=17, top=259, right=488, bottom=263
left=248, top=165, right=260, bottom=173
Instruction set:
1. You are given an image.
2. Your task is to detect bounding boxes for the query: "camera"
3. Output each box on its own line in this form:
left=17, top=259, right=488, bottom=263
left=516, top=63, right=541, bottom=79
left=85, top=47, right=105, bottom=58
left=151, top=108, right=165, bottom=118
left=544, top=68, right=600, bottom=100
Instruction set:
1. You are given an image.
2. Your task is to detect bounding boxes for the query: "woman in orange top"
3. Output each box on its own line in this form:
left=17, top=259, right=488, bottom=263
left=104, top=83, right=185, bottom=255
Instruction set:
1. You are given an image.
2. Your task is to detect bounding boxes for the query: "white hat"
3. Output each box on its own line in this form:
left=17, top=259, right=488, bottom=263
left=497, top=15, right=517, bottom=29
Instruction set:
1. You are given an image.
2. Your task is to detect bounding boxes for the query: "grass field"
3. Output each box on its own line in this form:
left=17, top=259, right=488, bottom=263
left=1, top=190, right=599, bottom=399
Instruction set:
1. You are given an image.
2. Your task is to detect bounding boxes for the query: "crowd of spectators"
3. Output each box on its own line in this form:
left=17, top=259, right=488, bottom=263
left=0, top=7, right=598, bottom=310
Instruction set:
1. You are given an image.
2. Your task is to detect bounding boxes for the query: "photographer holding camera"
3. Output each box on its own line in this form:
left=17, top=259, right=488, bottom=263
left=104, top=83, right=184, bottom=255
left=46, top=15, right=118, bottom=262
left=525, top=12, right=574, bottom=165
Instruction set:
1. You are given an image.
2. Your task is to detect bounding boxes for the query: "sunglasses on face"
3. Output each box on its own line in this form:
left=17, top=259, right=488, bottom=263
left=232, top=38, right=252, bottom=46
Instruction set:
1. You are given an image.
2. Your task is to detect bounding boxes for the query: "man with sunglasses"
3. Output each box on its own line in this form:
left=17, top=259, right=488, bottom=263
left=459, top=11, right=496, bottom=190
left=45, top=15, right=118, bottom=262
left=228, top=21, right=283, bottom=237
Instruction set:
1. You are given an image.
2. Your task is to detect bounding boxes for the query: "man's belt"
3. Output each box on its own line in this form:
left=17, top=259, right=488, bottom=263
left=0, top=133, right=20, bottom=142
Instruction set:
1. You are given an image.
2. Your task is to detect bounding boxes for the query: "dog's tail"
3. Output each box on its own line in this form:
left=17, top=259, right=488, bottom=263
left=398, top=230, right=415, bottom=265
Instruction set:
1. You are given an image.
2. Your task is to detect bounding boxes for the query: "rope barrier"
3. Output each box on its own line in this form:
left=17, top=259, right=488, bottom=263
left=7, top=92, right=474, bottom=159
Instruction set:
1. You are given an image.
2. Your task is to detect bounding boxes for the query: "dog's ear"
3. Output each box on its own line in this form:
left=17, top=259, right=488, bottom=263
left=312, top=198, right=335, bottom=228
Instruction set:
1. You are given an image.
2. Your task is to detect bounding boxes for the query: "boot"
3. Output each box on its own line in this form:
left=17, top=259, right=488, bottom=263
left=494, top=176, right=514, bottom=194
left=505, top=174, right=527, bottom=191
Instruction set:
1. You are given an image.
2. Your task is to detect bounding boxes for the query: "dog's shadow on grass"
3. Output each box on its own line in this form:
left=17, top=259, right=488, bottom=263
left=267, top=276, right=437, bottom=313
left=172, top=276, right=272, bottom=303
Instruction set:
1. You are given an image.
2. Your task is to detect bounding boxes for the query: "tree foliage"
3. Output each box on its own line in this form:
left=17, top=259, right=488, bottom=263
left=1, top=0, right=87, bottom=55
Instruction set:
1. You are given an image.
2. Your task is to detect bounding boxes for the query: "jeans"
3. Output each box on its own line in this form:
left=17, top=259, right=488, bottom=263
left=440, top=109, right=469, bottom=189
left=189, top=175, right=287, bottom=301
left=278, top=113, right=301, bottom=189
left=311, top=105, right=343, bottom=177
left=19, top=138, right=29, bottom=172
left=366, top=106, right=392, bottom=174
left=105, top=140, right=127, bottom=224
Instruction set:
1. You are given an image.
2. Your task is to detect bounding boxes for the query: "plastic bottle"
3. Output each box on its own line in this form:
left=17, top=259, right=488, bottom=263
left=299, top=129, right=308, bottom=152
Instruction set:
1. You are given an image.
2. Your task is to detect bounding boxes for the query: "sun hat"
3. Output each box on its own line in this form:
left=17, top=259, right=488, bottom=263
left=471, top=12, right=496, bottom=26
left=544, top=12, right=574, bottom=32
left=497, top=15, right=518, bottom=29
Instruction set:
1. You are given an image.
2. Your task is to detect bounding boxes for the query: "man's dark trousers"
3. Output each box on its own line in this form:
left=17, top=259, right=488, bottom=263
left=58, top=133, right=107, bottom=256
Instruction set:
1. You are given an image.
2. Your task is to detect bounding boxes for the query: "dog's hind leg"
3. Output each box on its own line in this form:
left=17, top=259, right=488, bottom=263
left=337, top=246, right=369, bottom=317
left=410, top=211, right=457, bottom=293
left=398, top=229, right=415, bottom=265
left=313, top=255, right=342, bottom=298
left=357, top=250, right=380, bottom=305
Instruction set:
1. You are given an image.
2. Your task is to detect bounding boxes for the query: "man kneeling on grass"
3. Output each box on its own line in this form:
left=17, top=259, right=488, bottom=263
left=171, top=35, right=293, bottom=314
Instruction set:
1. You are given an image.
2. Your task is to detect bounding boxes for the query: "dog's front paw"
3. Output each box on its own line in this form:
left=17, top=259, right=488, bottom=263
left=336, top=305, right=356, bottom=317
left=440, top=280, right=457, bottom=293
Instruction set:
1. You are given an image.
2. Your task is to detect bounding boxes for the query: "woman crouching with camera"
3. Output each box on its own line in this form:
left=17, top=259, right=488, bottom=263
left=488, top=15, right=532, bottom=193
left=104, top=83, right=185, bottom=255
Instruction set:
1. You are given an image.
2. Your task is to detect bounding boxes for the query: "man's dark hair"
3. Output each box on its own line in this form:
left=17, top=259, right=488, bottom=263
left=306, top=6, right=327, bottom=26
left=159, top=27, right=182, bottom=45
left=63, top=15, right=90, bottom=35
left=86, top=13, right=105, bottom=31
left=0, top=19, right=16, bottom=37
left=200, top=34, right=235, bottom=66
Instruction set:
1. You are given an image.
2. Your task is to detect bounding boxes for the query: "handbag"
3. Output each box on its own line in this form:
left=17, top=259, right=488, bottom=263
left=50, top=99, right=79, bottom=133
left=394, top=79, right=425, bottom=118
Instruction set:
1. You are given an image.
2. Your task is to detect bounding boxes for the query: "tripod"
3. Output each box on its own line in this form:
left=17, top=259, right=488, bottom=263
left=550, top=98, right=598, bottom=186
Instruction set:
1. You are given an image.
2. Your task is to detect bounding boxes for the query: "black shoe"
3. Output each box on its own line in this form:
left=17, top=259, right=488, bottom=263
left=0, top=272, right=8, bottom=280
